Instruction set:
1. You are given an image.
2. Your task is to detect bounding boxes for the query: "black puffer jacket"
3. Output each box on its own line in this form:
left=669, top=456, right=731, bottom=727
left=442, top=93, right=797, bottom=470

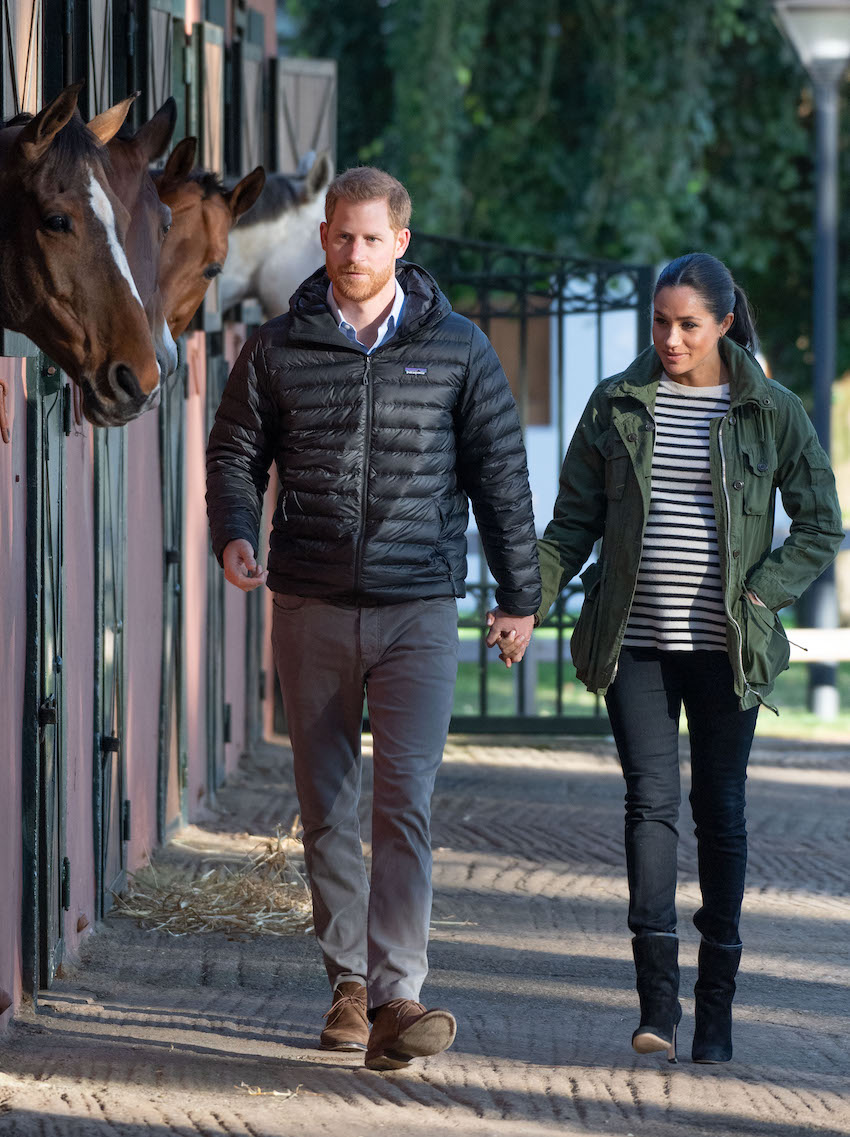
left=206, top=261, right=541, bottom=615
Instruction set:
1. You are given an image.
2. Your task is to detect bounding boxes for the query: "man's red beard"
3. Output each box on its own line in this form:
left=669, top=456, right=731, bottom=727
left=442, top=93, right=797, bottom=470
left=328, top=259, right=395, bottom=303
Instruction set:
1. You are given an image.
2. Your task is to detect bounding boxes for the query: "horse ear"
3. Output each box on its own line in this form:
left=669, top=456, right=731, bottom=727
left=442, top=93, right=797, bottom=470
left=135, top=98, right=178, bottom=163
left=226, top=166, right=266, bottom=223
left=302, top=150, right=334, bottom=201
left=15, top=81, right=84, bottom=164
left=159, top=137, right=197, bottom=191
left=87, top=92, right=138, bottom=144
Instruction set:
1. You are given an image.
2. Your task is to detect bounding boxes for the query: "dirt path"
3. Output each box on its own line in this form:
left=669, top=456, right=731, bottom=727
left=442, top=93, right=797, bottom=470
left=1, top=734, right=848, bottom=1136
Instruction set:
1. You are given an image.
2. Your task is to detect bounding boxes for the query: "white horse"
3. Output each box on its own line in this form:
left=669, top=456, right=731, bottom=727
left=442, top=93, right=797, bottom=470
left=220, top=151, right=332, bottom=318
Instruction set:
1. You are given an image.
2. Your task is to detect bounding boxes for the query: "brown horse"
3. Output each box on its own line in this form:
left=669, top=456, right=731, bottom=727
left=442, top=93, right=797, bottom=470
left=95, top=97, right=179, bottom=386
left=0, top=83, right=160, bottom=426
left=153, top=137, right=265, bottom=338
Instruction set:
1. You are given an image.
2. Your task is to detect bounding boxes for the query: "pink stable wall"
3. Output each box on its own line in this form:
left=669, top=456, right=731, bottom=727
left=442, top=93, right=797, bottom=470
left=125, top=410, right=165, bottom=867
left=0, top=358, right=27, bottom=1028
left=183, top=332, right=211, bottom=817
left=184, top=0, right=276, bottom=54
left=60, top=416, right=97, bottom=959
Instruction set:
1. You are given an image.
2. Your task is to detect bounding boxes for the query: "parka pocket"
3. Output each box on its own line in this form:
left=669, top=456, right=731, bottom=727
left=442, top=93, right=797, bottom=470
left=594, top=430, right=630, bottom=501
left=741, top=592, right=789, bottom=685
left=801, top=440, right=837, bottom=528
left=570, top=560, right=603, bottom=677
left=740, top=442, right=777, bottom=516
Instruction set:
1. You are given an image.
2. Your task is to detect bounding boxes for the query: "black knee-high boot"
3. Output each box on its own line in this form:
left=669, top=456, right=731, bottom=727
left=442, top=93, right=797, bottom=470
left=692, top=939, right=741, bottom=1063
left=631, top=933, right=681, bottom=1063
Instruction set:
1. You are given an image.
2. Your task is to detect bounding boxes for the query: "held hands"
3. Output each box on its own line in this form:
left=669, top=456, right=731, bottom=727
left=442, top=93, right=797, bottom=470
left=223, top=538, right=268, bottom=592
left=485, top=609, right=535, bottom=668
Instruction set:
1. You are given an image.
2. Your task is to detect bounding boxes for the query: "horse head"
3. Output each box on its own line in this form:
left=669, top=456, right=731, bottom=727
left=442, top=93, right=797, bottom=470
left=0, top=83, right=161, bottom=426
left=97, top=97, right=179, bottom=391
left=153, top=137, right=265, bottom=338
left=220, top=151, right=333, bottom=318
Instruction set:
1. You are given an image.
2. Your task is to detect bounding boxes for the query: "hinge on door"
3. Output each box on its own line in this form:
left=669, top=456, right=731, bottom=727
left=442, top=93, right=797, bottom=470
left=223, top=702, right=232, bottom=744
left=165, top=548, right=180, bottom=565
left=258, top=670, right=266, bottom=701
left=122, top=800, right=131, bottom=843
left=38, top=695, right=57, bottom=727
left=61, top=858, right=71, bottom=911
left=100, top=735, right=120, bottom=753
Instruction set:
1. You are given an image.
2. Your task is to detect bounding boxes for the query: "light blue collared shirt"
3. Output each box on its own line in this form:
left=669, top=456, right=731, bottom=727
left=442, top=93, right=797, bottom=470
left=326, top=278, right=405, bottom=354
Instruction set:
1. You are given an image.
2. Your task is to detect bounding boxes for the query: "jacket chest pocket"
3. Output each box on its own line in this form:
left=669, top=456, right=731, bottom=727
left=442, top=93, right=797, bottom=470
left=595, top=429, right=631, bottom=501
left=740, top=442, right=777, bottom=516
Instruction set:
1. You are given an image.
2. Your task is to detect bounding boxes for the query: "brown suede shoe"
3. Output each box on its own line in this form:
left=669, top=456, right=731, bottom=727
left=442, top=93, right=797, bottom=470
left=319, top=982, right=369, bottom=1051
left=364, top=998, right=457, bottom=1071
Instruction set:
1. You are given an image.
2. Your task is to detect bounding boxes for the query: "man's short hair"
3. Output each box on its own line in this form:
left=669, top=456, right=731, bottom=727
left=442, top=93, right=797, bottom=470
left=325, top=167, right=412, bottom=231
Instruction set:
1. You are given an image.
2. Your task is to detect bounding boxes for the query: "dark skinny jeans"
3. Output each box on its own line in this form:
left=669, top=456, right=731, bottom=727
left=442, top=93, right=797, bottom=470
left=604, top=647, right=759, bottom=947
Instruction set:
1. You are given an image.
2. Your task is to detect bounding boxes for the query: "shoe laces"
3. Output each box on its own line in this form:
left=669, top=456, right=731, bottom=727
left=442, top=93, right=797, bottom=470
left=323, top=990, right=367, bottom=1022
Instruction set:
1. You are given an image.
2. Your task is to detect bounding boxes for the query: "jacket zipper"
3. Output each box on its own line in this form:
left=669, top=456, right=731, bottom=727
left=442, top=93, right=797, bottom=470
left=606, top=410, right=654, bottom=686
left=718, top=417, right=751, bottom=698
left=353, top=356, right=373, bottom=596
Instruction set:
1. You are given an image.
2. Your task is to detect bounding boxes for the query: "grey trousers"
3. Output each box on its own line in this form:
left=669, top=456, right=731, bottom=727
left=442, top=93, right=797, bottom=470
left=271, top=593, right=459, bottom=1010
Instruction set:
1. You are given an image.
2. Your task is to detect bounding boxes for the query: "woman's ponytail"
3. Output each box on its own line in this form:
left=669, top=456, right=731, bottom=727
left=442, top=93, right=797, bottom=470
left=728, top=284, right=758, bottom=352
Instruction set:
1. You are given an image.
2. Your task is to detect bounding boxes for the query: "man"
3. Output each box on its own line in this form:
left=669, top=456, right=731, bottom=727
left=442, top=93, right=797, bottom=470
left=206, top=167, right=540, bottom=1070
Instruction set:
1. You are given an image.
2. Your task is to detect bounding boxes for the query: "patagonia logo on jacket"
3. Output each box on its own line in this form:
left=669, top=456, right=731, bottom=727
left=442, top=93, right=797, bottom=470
left=404, top=366, right=427, bottom=375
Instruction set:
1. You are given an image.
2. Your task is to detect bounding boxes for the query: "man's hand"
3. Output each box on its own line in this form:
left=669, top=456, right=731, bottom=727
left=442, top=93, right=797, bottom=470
left=223, top=538, right=268, bottom=592
left=485, top=609, right=535, bottom=668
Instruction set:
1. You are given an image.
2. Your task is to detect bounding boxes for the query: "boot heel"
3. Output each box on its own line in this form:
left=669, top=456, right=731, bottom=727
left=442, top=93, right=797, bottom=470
left=667, top=1023, right=678, bottom=1064
left=631, top=934, right=681, bottom=1065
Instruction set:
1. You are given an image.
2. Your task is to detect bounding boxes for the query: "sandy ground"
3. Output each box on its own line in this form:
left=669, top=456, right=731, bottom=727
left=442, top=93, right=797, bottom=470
left=1, top=733, right=848, bottom=1137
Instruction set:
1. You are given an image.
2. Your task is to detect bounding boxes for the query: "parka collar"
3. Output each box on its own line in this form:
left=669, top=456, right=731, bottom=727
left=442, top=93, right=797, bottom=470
left=286, top=259, right=452, bottom=349
left=607, top=338, right=776, bottom=411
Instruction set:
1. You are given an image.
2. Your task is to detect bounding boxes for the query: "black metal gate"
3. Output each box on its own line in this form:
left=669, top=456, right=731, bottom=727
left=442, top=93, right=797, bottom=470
left=409, top=233, right=654, bottom=734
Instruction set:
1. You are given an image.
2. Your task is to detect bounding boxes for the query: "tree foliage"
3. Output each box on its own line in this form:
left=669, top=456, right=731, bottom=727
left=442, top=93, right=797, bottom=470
left=286, top=0, right=849, bottom=395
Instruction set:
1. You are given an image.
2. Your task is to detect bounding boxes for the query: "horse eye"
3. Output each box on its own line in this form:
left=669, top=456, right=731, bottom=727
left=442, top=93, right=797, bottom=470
left=162, top=222, right=172, bottom=236
left=43, top=214, right=71, bottom=233
left=203, top=263, right=222, bottom=280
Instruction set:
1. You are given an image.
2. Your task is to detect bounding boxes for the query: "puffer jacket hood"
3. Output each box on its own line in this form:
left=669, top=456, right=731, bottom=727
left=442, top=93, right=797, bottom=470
left=206, top=260, right=541, bottom=615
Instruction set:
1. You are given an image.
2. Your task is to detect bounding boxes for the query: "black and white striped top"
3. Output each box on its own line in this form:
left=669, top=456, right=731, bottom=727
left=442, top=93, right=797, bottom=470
left=622, top=377, right=729, bottom=652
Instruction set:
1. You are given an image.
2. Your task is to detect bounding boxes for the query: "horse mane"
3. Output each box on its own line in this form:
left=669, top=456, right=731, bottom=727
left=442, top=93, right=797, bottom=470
left=1, top=109, right=108, bottom=177
left=235, top=172, right=300, bottom=228
left=187, top=169, right=227, bottom=198
left=150, top=163, right=227, bottom=199
left=2, top=112, right=34, bottom=127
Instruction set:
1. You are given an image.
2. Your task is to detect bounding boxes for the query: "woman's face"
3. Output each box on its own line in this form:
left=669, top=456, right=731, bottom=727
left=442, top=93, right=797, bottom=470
left=652, top=285, right=734, bottom=386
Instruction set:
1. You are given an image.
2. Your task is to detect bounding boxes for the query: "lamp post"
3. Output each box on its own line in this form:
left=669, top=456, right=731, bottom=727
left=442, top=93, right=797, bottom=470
left=773, top=0, right=850, bottom=719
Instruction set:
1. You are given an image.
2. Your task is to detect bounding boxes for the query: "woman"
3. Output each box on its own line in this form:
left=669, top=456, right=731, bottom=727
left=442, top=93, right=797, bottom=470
left=528, top=253, right=842, bottom=1063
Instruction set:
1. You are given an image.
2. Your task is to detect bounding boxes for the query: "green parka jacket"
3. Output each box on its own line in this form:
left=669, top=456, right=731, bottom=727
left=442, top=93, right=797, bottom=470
left=536, top=338, right=844, bottom=711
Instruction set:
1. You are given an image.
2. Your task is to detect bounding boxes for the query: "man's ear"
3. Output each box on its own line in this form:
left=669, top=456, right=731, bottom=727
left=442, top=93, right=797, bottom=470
left=395, top=227, right=411, bottom=258
left=319, top=220, right=329, bottom=251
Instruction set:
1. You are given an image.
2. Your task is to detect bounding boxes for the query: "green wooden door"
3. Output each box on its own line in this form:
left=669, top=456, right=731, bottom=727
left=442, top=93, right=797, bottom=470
left=36, top=362, right=69, bottom=986
left=93, top=425, right=128, bottom=918
left=21, top=357, right=70, bottom=992
left=158, top=356, right=188, bottom=839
